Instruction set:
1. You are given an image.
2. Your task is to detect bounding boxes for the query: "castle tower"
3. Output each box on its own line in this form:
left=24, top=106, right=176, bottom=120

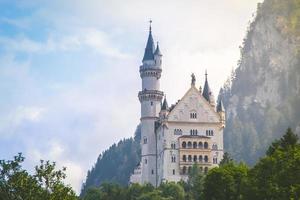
left=202, top=70, right=216, bottom=107
left=138, top=22, right=164, bottom=186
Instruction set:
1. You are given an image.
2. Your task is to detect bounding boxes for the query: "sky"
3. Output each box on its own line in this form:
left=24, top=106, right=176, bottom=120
left=0, top=0, right=262, bottom=194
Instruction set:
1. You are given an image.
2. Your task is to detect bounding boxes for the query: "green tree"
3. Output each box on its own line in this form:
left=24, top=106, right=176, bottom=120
left=159, top=182, right=185, bottom=200
left=220, top=152, right=234, bottom=166
left=245, top=128, right=300, bottom=200
left=0, top=153, right=78, bottom=200
left=203, top=163, right=248, bottom=200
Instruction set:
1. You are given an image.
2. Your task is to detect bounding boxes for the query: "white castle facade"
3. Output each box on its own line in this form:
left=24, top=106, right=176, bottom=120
left=130, top=24, right=225, bottom=186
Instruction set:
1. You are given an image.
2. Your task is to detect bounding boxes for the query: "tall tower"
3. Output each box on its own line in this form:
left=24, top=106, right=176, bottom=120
left=138, top=22, right=163, bottom=186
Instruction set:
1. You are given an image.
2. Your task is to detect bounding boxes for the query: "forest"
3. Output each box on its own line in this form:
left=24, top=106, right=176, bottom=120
left=1, top=128, right=299, bottom=200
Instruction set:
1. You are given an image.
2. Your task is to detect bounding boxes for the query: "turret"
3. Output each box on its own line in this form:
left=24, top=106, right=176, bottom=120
left=202, top=70, right=215, bottom=108
left=154, top=42, right=162, bottom=67
left=160, top=96, right=169, bottom=119
left=217, top=99, right=225, bottom=127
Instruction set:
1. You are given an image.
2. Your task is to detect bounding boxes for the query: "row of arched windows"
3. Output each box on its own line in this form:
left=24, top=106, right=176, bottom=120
left=182, top=155, right=209, bottom=163
left=182, top=166, right=208, bottom=174
left=182, top=141, right=209, bottom=149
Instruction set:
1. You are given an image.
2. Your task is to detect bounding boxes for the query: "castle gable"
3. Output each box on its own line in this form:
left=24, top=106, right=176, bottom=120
left=168, top=86, right=220, bottom=123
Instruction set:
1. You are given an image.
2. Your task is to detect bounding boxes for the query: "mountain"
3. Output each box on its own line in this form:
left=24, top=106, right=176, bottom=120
left=80, top=125, right=141, bottom=196
left=219, top=0, right=300, bottom=165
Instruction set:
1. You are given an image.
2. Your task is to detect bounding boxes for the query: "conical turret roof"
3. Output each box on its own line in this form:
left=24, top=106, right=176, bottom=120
left=142, top=26, right=155, bottom=61
left=161, top=97, right=169, bottom=110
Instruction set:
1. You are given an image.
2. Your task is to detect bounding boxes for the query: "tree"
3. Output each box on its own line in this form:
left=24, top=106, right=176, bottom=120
left=266, top=127, right=299, bottom=156
left=245, top=128, right=300, bottom=200
left=159, top=182, right=185, bottom=200
left=220, top=152, right=234, bottom=166
left=0, top=153, right=78, bottom=200
left=203, top=163, right=248, bottom=200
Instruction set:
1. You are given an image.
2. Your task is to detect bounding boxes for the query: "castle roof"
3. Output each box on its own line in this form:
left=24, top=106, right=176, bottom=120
left=217, top=99, right=225, bottom=112
left=142, top=25, right=155, bottom=62
left=154, top=42, right=162, bottom=56
left=161, top=97, right=168, bottom=110
left=202, top=70, right=214, bottom=103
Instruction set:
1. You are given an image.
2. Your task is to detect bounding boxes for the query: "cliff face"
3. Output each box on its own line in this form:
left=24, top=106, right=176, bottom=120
left=220, top=0, right=300, bottom=164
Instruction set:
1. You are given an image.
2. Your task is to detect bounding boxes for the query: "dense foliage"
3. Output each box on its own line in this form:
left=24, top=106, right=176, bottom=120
left=81, top=128, right=300, bottom=200
left=0, top=154, right=77, bottom=200
left=80, top=125, right=141, bottom=196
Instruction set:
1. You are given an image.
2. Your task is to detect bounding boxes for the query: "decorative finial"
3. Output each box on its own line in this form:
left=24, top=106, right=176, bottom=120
left=191, top=73, right=196, bottom=86
left=149, top=19, right=152, bottom=32
left=205, top=69, right=208, bottom=80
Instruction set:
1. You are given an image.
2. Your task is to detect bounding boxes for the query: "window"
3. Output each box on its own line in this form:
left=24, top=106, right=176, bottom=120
left=206, top=130, right=214, bottom=136
left=190, top=129, right=198, bottom=136
left=193, top=155, right=197, bottom=162
left=188, top=155, right=192, bottom=162
left=193, top=142, right=197, bottom=149
left=199, top=142, right=203, bottom=149
left=151, top=101, right=153, bottom=106
left=204, top=167, right=208, bottom=174
left=199, top=155, right=203, bottom=162
left=212, top=144, right=218, bottom=150
left=145, top=159, right=147, bottom=164
left=213, top=157, right=218, bottom=164
left=171, top=156, right=176, bottom=163
left=182, top=141, right=186, bottom=148
left=143, top=137, right=147, bottom=144
left=173, top=169, right=175, bottom=175
left=151, top=170, right=154, bottom=174
left=190, top=112, right=197, bottom=119
left=188, top=166, right=192, bottom=174
left=183, top=155, right=186, bottom=162
left=187, top=142, right=192, bottom=148
left=182, top=166, right=187, bottom=174
left=204, top=156, right=208, bottom=163
left=204, top=142, right=209, bottom=149
left=174, top=129, right=182, bottom=135
left=171, top=143, right=176, bottom=149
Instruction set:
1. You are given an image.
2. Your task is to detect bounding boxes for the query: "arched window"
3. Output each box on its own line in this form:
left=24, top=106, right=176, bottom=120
left=200, top=167, right=203, bottom=172
left=204, top=142, right=208, bottom=149
left=190, top=112, right=197, bottom=119
left=171, top=156, right=176, bottom=163
left=204, top=167, right=208, bottom=173
left=193, top=142, right=197, bottom=149
left=212, top=144, right=218, bottom=150
left=171, top=143, right=176, bottom=149
left=182, top=142, right=186, bottom=148
left=188, top=166, right=192, bottom=174
left=213, top=157, right=218, bottom=164
left=204, top=155, right=208, bottom=163
left=199, top=142, right=203, bottom=149
left=187, top=142, right=192, bottom=148
left=193, top=155, right=197, bottom=162
left=199, top=155, right=203, bottom=162
left=188, top=155, right=192, bottom=162
left=182, top=166, right=186, bottom=174
left=183, top=155, right=186, bottom=162
left=143, top=137, right=147, bottom=144
left=190, top=129, right=198, bottom=136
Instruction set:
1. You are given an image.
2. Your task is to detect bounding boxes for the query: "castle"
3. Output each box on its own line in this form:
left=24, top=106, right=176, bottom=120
left=130, top=23, right=225, bottom=186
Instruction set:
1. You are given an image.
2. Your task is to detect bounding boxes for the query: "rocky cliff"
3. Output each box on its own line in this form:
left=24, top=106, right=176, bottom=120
left=220, top=0, right=300, bottom=164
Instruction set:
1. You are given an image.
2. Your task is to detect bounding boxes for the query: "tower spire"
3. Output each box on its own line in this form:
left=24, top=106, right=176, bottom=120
left=142, top=20, right=155, bottom=62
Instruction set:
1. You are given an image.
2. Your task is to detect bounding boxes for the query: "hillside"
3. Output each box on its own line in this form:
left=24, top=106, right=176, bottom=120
left=80, top=125, right=141, bottom=196
left=219, top=0, right=300, bottom=165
